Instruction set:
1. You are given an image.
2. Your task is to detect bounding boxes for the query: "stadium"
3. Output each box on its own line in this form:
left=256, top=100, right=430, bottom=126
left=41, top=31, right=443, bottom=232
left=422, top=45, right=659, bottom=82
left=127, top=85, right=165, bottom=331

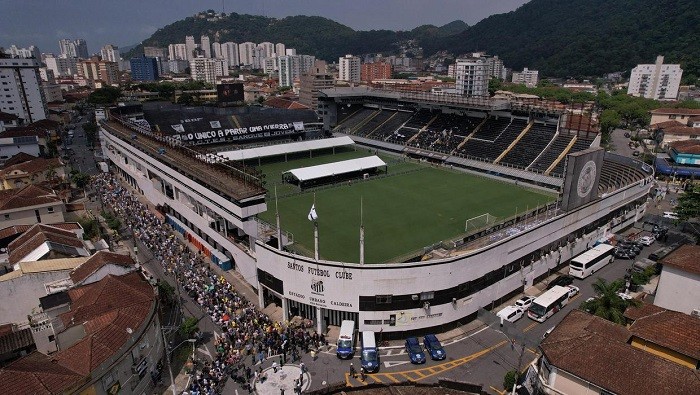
left=98, top=88, right=654, bottom=336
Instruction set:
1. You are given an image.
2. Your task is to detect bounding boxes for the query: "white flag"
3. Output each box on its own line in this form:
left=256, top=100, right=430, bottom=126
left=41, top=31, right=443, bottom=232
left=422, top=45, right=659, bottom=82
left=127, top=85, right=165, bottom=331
left=308, top=203, right=318, bottom=221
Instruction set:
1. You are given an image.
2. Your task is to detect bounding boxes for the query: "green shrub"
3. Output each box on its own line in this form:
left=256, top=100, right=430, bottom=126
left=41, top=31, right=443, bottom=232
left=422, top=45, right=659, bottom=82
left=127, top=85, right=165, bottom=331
left=503, top=370, right=518, bottom=390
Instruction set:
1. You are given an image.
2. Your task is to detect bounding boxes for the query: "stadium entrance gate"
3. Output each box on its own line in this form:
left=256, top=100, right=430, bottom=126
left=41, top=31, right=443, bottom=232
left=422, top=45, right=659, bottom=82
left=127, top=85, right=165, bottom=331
left=287, top=299, right=358, bottom=332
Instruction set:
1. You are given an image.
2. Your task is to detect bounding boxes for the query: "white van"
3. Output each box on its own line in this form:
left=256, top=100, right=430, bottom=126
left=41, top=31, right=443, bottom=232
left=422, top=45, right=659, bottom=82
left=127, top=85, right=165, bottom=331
left=662, top=211, right=679, bottom=220
left=336, top=320, right=355, bottom=359
left=360, top=331, right=379, bottom=372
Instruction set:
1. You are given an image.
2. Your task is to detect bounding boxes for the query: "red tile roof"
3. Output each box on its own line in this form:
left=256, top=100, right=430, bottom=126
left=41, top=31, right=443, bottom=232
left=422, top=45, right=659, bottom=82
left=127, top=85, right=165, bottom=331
left=661, top=244, right=700, bottom=276
left=623, top=302, right=666, bottom=321
left=652, top=120, right=685, bottom=129
left=0, top=184, right=62, bottom=211
left=0, top=222, right=81, bottom=241
left=70, top=251, right=135, bottom=284
left=8, top=224, right=85, bottom=264
left=0, top=352, right=83, bottom=395
left=657, top=125, right=700, bottom=136
left=0, top=127, right=43, bottom=139
left=540, top=310, right=700, bottom=395
left=0, top=157, right=64, bottom=178
left=669, top=140, right=700, bottom=155
left=651, top=108, right=700, bottom=116
left=629, top=309, right=700, bottom=360
left=1, top=152, right=37, bottom=168
left=54, top=272, right=155, bottom=376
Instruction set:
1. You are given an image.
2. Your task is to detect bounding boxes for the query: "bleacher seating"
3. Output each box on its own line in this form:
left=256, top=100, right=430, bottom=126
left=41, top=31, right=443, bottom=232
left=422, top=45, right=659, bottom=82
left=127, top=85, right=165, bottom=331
left=335, top=108, right=376, bottom=133
left=598, top=159, right=647, bottom=191
left=457, top=118, right=528, bottom=162
left=354, top=110, right=394, bottom=137
left=386, top=128, right=418, bottom=145
left=372, top=111, right=414, bottom=140
left=530, top=134, right=574, bottom=173
left=550, top=136, right=594, bottom=176
left=409, top=113, right=482, bottom=153
left=501, top=123, right=557, bottom=168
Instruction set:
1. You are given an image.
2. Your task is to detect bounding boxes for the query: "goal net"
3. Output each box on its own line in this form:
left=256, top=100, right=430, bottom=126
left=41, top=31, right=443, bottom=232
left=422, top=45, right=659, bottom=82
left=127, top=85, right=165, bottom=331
left=465, top=213, right=498, bottom=232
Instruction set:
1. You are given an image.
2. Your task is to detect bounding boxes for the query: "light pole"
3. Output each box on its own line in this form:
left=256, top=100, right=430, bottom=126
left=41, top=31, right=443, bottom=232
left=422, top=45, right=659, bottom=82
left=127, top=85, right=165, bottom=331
left=164, top=337, right=197, bottom=395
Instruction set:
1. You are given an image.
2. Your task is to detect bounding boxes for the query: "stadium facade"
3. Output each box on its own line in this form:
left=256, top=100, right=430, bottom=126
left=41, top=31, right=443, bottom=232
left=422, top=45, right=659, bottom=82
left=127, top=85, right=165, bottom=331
left=99, top=92, right=654, bottom=336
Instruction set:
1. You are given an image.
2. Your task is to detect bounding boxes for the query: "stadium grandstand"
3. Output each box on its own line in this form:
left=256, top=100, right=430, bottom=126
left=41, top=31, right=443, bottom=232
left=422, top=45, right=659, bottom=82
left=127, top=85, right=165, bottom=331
left=98, top=89, right=654, bottom=336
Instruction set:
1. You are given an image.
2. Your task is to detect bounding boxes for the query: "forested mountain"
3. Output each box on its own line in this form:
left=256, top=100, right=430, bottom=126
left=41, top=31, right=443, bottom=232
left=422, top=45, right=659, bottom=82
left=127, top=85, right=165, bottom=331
left=130, top=0, right=698, bottom=80
left=427, top=0, right=699, bottom=79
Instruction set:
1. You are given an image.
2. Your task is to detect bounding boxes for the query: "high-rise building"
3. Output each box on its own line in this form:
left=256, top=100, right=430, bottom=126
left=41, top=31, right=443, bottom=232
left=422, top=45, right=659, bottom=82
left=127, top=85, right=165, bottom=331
left=627, top=55, right=683, bottom=101
left=79, top=58, right=119, bottom=86
left=299, top=55, right=316, bottom=74
left=300, top=60, right=335, bottom=110
left=100, top=44, right=120, bottom=62
left=166, top=60, right=189, bottom=74
left=511, top=68, right=539, bottom=88
left=238, top=42, right=256, bottom=67
left=200, top=36, right=211, bottom=58
left=211, top=42, right=222, bottom=59
left=59, top=39, right=88, bottom=58
left=0, top=57, right=48, bottom=123
left=264, top=58, right=278, bottom=75
left=258, top=42, right=275, bottom=58
left=454, top=56, right=489, bottom=97
left=221, top=42, right=239, bottom=68
left=338, top=55, right=361, bottom=83
left=130, top=56, right=159, bottom=81
left=277, top=55, right=300, bottom=88
left=275, top=43, right=286, bottom=57
left=74, top=39, right=88, bottom=58
left=4, top=45, right=40, bottom=59
left=44, top=55, right=79, bottom=77
left=185, top=36, right=196, bottom=61
left=168, top=44, right=188, bottom=61
left=189, top=57, right=228, bottom=84
left=285, top=48, right=297, bottom=56
left=360, top=62, right=392, bottom=83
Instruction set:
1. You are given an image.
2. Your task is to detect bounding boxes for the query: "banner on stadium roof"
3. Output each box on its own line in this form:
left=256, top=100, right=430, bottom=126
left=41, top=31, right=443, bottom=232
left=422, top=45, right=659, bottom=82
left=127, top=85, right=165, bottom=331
left=176, top=121, right=305, bottom=143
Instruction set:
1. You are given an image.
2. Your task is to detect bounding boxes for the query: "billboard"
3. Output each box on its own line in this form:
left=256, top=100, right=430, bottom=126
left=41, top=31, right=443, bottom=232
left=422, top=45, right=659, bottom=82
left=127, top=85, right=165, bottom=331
left=561, top=147, right=604, bottom=212
left=216, top=83, right=244, bottom=103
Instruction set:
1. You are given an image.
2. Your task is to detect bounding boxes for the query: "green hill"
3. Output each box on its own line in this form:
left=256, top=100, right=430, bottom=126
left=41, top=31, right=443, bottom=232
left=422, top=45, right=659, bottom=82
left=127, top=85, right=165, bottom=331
left=428, top=0, right=699, bottom=79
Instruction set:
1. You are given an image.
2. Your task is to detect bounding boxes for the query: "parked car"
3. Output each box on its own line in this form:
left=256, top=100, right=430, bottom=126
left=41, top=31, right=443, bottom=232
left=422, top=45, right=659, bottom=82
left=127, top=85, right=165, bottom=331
left=614, top=248, right=634, bottom=259
left=497, top=305, right=525, bottom=323
left=639, top=235, right=655, bottom=246
left=663, top=211, right=679, bottom=220
left=542, top=326, right=556, bottom=340
left=547, top=275, right=574, bottom=290
left=632, top=151, right=640, bottom=156
left=405, top=337, right=426, bottom=364
left=617, top=292, right=633, bottom=301
left=515, top=296, right=536, bottom=310
left=423, top=334, right=446, bottom=360
left=567, top=285, right=580, bottom=298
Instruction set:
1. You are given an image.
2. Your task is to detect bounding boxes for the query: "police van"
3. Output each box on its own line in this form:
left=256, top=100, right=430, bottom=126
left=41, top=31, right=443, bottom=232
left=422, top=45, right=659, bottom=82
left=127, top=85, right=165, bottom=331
left=360, top=331, right=379, bottom=372
left=336, top=320, right=355, bottom=359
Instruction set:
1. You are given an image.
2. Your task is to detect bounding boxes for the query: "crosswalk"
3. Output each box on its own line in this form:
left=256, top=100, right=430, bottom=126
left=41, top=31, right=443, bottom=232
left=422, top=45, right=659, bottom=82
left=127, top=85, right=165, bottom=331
left=345, top=340, right=507, bottom=387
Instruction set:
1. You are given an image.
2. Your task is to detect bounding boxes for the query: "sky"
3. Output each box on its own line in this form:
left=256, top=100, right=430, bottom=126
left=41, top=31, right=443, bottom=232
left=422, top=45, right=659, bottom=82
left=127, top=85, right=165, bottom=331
left=0, top=0, right=529, bottom=55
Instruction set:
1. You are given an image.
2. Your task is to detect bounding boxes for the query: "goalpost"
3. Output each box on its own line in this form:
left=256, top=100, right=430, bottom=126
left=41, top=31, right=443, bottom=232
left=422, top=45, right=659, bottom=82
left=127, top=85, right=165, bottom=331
left=465, top=213, right=498, bottom=232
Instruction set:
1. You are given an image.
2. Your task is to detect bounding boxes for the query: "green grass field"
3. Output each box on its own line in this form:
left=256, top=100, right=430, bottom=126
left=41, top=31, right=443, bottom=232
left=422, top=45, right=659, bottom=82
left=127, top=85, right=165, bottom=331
left=257, top=147, right=555, bottom=263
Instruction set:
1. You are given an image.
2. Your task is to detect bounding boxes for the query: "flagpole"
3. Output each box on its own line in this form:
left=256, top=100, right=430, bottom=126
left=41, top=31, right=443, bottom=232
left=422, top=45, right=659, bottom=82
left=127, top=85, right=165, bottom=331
left=275, top=185, right=282, bottom=251
left=360, top=196, right=365, bottom=265
left=313, top=193, right=319, bottom=261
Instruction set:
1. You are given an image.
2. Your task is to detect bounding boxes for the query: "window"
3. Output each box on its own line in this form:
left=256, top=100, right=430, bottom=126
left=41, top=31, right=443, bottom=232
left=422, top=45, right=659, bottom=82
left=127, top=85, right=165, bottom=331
left=47, top=207, right=54, bottom=213
left=3, top=214, right=8, bottom=220
left=48, top=335, right=55, bottom=342
left=420, top=291, right=434, bottom=301
left=375, top=295, right=392, bottom=304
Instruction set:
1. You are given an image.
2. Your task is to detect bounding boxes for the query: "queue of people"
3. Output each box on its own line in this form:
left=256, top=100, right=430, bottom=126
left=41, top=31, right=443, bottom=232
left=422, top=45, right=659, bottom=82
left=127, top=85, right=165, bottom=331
left=94, top=173, right=322, bottom=394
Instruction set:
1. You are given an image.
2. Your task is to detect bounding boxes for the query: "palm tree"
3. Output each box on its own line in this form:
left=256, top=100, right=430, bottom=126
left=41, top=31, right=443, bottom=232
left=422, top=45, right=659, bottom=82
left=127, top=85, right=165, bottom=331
left=581, top=278, right=639, bottom=324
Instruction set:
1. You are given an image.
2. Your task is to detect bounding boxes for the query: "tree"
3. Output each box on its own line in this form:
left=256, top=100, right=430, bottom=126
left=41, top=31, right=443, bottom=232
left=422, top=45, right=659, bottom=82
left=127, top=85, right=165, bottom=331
left=599, top=109, right=621, bottom=135
left=177, top=92, right=195, bottom=105
left=503, top=370, right=518, bottom=390
left=87, top=86, right=122, bottom=105
left=83, top=121, right=99, bottom=147
left=158, top=280, right=177, bottom=306
left=179, top=316, right=199, bottom=338
left=72, top=172, right=90, bottom=188
left=580, top=278, right=638, bottom=324
left=674, top=185, right=700, bottom=243
left=488, top=78, right=503, bottom=96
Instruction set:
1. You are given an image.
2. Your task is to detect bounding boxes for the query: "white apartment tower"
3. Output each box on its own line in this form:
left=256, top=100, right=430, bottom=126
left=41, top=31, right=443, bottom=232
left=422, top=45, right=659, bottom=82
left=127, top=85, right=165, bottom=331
left=190, top=57, right=228, bottom=85
left=221, top=42, right=239, bottom=68
left=238, top=42, right=256, bottom=67
left=211, top=42, right=222, bottom=59
left=455, top=56, right=490, bottom=97
left=627, top=55, right=683, bottom=100
left=185, top=36, right=196, bottom=61
left=278, top=55, right=300, bottom=88
left=201, top=35, right=211, bottom=58
left=275, top=43, right=286, bottom=57
left=338, top=55, right=361, bottom=83
left=44, top=55, right=78, bottom=77
left=0, top=57, right=49, bottom=122
left=168, top=44, right=188, bottom=61
left=512, top=67, right=539, bottom=88
left=4, top=45, right=41, bottom=59
left=258, top=42, right=275, bottom=58
left=100, top=44, right=120, bottom=63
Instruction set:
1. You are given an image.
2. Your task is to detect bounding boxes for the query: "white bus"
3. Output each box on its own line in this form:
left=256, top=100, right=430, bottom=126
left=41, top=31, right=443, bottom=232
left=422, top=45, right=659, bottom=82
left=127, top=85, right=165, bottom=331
left=568, top=243, right=615, bottom=279
left=528, top=286, right=571, bottom=322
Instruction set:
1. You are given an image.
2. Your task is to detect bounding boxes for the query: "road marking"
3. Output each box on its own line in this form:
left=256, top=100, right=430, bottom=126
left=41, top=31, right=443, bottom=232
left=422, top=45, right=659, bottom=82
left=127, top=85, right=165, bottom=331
left=345, top=373, right=352, bottom=387
left=384, top=349, right=393, bottom=356
left=384, top=373, right=400, bottom=383
left=369, top=375, right=383, bottom=383
left=523, top=322, right=538, bottom=332
left=490, top=386, right=507, bottom=395
left=383, top=360, right=411, bottom=368
left=197, top=345, right=213, bottom=360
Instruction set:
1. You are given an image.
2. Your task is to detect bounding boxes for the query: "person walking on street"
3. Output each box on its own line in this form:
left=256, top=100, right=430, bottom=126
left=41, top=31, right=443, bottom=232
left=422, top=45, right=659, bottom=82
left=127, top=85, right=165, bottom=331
left=349, top=363, right=357, bottom=378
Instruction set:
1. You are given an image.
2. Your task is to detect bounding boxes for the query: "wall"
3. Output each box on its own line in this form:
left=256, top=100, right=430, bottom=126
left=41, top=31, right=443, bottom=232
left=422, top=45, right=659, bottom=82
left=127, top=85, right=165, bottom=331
left=1, top=202, right=65, bottom=228
left=0, top=270, right=72, bottom=325
left=629, top=337, right=698, bottom=369
left=654, top=265, right=700, bottom=315
left=545, top=368, right=603, bottom=395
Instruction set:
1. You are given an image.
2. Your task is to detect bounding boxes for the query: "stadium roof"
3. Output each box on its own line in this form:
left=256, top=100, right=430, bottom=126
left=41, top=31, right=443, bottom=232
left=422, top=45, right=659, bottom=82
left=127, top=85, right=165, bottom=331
left=283, top=155, right=386, bottom=182
left=219, top=136, right=354, bottom=161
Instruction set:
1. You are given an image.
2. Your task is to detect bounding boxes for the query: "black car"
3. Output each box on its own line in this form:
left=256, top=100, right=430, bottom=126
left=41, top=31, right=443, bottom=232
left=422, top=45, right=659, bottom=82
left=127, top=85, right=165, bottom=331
left=614, top=248, right=634, bottom=259
left=547, top=275, right=574, bottom=289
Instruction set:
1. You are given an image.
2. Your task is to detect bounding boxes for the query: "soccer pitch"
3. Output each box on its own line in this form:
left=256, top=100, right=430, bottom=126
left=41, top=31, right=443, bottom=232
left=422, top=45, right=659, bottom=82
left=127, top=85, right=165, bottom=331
left=257, top=148, right=556, bottom=263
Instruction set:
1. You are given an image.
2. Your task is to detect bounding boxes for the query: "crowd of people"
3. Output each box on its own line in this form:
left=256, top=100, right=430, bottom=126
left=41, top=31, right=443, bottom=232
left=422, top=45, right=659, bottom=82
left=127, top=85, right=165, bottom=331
left=93, top=173, right=324, bottom=394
